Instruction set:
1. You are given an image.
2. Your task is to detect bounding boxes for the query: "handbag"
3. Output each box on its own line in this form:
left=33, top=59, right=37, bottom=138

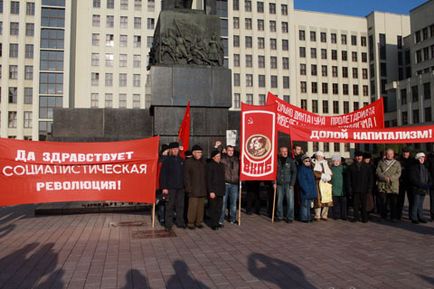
left=319, top=181, right=333, bottom=204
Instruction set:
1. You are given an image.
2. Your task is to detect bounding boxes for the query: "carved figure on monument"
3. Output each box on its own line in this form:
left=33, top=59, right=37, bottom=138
left=160, top=29, right=177, bottom=64
left=208, top=34, right=224, bottom=66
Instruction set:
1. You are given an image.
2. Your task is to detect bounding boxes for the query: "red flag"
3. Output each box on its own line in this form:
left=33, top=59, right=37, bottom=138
left=178, top=101, right=191, bottom=158
left=240, top=103, right=278, bottom=181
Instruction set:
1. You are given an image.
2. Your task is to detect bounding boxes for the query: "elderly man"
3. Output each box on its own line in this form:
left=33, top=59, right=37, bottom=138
left=376, top=148, right=402, bottom=222
left=274, top=146, right=297, bottom=223
left=207, top=150, right=226, bottom=230
left=409, top=152, right=431, bottom=224
left=397, top=147, right=414, bottom=220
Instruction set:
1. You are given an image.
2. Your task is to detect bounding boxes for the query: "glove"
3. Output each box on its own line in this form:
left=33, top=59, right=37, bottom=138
left=321, top=173, right=331, bottom=182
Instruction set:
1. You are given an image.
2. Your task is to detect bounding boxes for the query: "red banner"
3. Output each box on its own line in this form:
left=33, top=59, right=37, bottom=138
left=266, top=92, right=384, bottom=133
left=240, top=103, right=277, bottom=181
left=0, top=137, right=160, bottom=206
left=289, top=125, right=434, bottom=144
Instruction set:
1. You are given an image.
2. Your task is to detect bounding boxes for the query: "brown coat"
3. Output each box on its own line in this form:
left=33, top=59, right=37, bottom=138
left=184, top=158, right=207, bottom=197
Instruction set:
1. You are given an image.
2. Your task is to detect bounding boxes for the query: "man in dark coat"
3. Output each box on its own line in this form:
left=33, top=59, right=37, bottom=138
left=207, top=150, right=226, bottom=230
left=160, top=142, right=185, bottom=230
left=347, top=151, right=374, bottom=222
left=184, top=145, right=207, bottom=229
left=428, top=153, right=434, bottom=221
left=397, top=147, right=414, bottom=220
left=409, top=152, right=431, bottom=224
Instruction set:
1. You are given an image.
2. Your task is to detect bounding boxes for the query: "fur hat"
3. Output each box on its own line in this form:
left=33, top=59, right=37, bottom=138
left=415, top=152, right=426, bottom=160
left=210, top=149, right=221, bottom=159
left=191, top=144, right=203, bottom=152
left=168, top=142, right=179, bottom=149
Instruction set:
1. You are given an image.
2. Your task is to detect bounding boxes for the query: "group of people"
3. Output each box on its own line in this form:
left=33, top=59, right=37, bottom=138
left=158, top=141, right=434, bottom=231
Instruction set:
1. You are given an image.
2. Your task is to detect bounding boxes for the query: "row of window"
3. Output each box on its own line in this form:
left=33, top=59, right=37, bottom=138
left=300, top=82, right=369, bottom=96
left=299, top=47, right=368, bottom=63
left=0, top=1, right=35, bottom=15
left=414, top=24, right=434, bottom=44
left=415, top=45, right=434, bottom=64
left=299, top=30, right=367, bottom=46
left=233, top=54, right=289, bottom=69
left=92, top=33, right=150, bottom=48
left=402, top=107, right=432, bottom=125
left=0, top=22, right=35, bottom=37
left=312, top=142, right=351, bottom=153
left=400, top=83, right=432, bottom=105
left=0, top=43, right=34, bottom=58
left=91, top=53, right=143, bottom=68
left=90, top=93, right=141, bottom=109
left=4, top=87, right=33, bottom=104
left=92, top=14, right=155, bottom=30
left=233, top=18, right=288, bottom=33
left=300, top=65, right=369, bottom=79
left=233, top=74, right=289, bottom=89
left=90, top=72, right=143, bottom=87
left=300, top=99, right=369, bottom=114
left=92, top=0, right=154, bottom=10
left=233, top=36, right=289, bottom=50
left=7, top=65, right=34, bottom=80
left=233, top=93, right=287, bottom=108
left=3, top=111, right=32, bottom=129
left=233, top=1, right=288, bottom=15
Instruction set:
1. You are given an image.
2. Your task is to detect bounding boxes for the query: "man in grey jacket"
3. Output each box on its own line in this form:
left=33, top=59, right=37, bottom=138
left=274, top=146, right=297, bottom=223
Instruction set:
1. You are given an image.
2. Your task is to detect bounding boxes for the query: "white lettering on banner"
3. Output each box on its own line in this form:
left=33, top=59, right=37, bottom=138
left=1, top=164, right=148, bottom=177
left=36, top=180, right=122, bottom=192
left=15, top=150, right=36, bottom=163
left=41, top=152, right=135, bottom=164
left=330, top=107, right=376, bottom=126
left=310, top=130, right=349, bottom=140
left=353, top=129, right=433, bottom=141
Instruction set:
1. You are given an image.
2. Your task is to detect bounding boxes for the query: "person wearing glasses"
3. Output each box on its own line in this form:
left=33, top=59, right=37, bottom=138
left=297, top=155, right=317, bottom=223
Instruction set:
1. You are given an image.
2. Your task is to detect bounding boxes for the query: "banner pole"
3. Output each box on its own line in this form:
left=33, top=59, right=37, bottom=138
left=152, top=202, right=156, bottom=228
left=271, top=185, right=277, bottom=223
left=238, top=182, right=242, bottom=226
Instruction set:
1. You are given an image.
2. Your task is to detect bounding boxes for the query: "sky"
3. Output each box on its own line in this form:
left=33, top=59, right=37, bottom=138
left=294, top=0, right=428, bottom=17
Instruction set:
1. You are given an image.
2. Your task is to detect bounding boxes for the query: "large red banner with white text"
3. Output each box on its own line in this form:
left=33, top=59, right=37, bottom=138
left=267, top=92, right=384, bottom=133
left=240, top=103, right=277, bottom=181
left=0, top=137, right=160, bottom=206
left=289, top=125, right=434, bottom=144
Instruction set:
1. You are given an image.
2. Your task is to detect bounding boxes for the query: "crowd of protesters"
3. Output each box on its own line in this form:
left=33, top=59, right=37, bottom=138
left=158, top=141, right=434, bottom=231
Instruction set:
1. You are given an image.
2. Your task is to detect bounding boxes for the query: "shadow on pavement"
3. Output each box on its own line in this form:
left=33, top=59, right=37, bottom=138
left=369, top=214, right=434, bottom=236
left=0, top=205, right=36, bottom=225
left=418, top=274, right=434, bottom=285
left=0, top=224, right=16, bottom=238
left=248, top=253, right=317, bottom=289
left=121, top=269, right=149, bottom=289
left=166, top=260, right=211, bottom=289
left=0, top=242, right=64, bottom=289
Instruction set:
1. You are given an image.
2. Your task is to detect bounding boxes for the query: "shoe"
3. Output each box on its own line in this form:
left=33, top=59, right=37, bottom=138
left=275, top=218, right=282, bottom=222
left=301, top=220, right=309, bottom=223
left=350, top=219, right=358, bottom=223
left=419, top=219, right=428, bottom=224
left=321, top=218, right=328, bottom=221
left=196, top=223, right=204, bottom=229
left=412, top=220, right=420, bottom=224
left=230, top=220, right=239, bottom=225
left=362, top=220, right=368, bottom=223
left=285, top=219, right=293, bottom=223
left=218, top=223, right=224, bottom=228
left=187, top=224, right=195, bottom=230
left=314, top=218, right=320, bottom=222
left=176, top=224, right=186, bottom=229
left=211, top=226, right=219, bottom=231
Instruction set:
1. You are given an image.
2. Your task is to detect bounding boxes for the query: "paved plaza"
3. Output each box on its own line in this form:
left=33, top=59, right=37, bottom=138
left=0, top=204, right=433, bottom=289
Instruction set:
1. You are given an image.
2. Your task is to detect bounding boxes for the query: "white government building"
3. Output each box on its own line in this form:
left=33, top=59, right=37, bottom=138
left=0, top=0, right=432, bottom=154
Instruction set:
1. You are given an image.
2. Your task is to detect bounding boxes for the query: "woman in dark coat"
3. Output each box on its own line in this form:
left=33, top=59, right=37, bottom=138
left=207, top=150, right=226, bottom=230
left=297, top=155, right=318, bottom=222
left=408, top=152, right=431, bottom=224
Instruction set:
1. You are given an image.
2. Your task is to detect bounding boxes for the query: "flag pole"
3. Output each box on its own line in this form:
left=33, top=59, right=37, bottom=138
left=271, top=185, right=277, bottom=223
left=238, top=182, right=242, bottom=226
left=152, top=202, right=156, bottom=228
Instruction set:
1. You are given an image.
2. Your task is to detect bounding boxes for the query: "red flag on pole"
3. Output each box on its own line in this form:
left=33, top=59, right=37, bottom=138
left=178, top=101, right=191, bottom=158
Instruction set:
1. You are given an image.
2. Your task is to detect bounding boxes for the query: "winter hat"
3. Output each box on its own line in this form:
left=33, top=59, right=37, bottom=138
left=301, top=154, right=311, bottom=161
left=210, top=150, right=221, bottom=159
left=402, top=147, right=410, bottom=153
left=185, top=150, right=192, bottom=157
left=315, top=151, right=324, bottom=158
left=161, top=144, right=169, bottom=152
left=168, top=142, right=179, bottom=149
left=354, top=151, right=363, bottom=157
left=363, top=152, right=372, bottom=159
left=415, top=152, right=426, bottom=160
left=332, top=154, right=341, bottom=161
left=191, top=144, right=203, bottom=152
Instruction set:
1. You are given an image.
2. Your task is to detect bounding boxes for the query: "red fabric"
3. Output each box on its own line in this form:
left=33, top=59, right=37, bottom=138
left=267, top=92, right=384, bottom=133
left=289, top=125, right=434, bottom=144
left=0, top=137, right=160, bottom=206
left=178, top=101, right=191, bottom=159
left=240, top=103, right=277, bottom=181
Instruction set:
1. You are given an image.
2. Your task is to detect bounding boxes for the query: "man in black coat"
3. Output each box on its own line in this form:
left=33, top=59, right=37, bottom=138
left=409, top=152, right=431, bottom=224
left=207, top=150, right=226, bottom=230
left=347, top=151, right=374, bottom=222
left=160, top=142, right=185, bottom=230
left=427, top=153, right=434, bottom=221
left=397, top=147, right=414, bottom=220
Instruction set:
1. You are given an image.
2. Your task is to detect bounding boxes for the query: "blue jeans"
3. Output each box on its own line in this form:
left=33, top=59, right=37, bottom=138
left=300, top=198, right=312, bottom=221
left=412, top=193, right=426, bottom=221
left=220, top=183, right=239, bottom=223
left=276, top=184, right=294, bottom=221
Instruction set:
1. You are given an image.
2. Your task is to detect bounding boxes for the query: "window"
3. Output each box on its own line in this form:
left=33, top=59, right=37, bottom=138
left=42, top=8, right=65, bottom=28
left=106, top=15, right=114, bottom=28
left=344, top=144, right=350, bottom=152
left=324, top=143, right=330, bottom=153
left=92, top=33, right=100, bottom=46
left=9, top=65, right=18, bottom=79
left=104, top=73, right=112, bottom=87
left=91, top=53, right=99, bottom=66
left=332, top=66, right=338, bottom=77
left=320, top=32, right=327, bottom=43
left=342, top=51, right=347, bottom=61
left=283, top=95, right=290, bottom=103
left=311, top=64, right=317, bottom=76
left=120, top=0, right=128, bottom=9
left=106, top=34, right=114, bottom=47
left=343, top=101, right=349, bottom=113
left=25, top=66, right=33, bottom=80
left=413, top=109, right=420, bottom=124
left=233, top=54, right=240, bottom=67
left=282, top=22, right=288, bottom=33
left=300, top=64, right=306, bottom=75
left=299, top=47, right=306, bottom=58
left=352, top=51, right=358, bottom=62
left=245, top=55, right=252, bottom=67
left=321, top=49, right=327, bottom=59
left=133, top=74, right=140, bottom=87
left=40, top=50, right=63, bottom=71
left=135, top=0, right=142, bottom=10
left=41, top=29, right=64, bottom=49
left=259, top=94, right=266, bottom=105
left=105, top=53, right=113, bottom=67
left=233, top=17, right=239, bottom=29
left=134, top=35, right=141, bottom=48
left=331, top=33, right=337, bottom=44
left=8, top=112, right=17, bottom=128
left=245, top=36, right=252, bottom=48
left=353, top=85, right=359, bottom=96
left=120, top=35, right=128, bottom=47
left=322, top=83, right=328, bottom=94
left=11, top=1, right=19, bottom=14
left=332, top=83, right=338, bottom=95
left=300, top=81, right=307, bottom=93
left=299, top=30, right=305, bottom=41
left=91, top=72, right=99, bottom=86
left=361, top=36, right=367, bottom=47
left=282, top=40, right=288, bottom=51
left=107, top=0, right=114, bottom=9
left=93, top=0, right=101, bottom=8
left=402, top=111, right=408, bottom=125
left=423, top=82, right=431, bottom=100
left=362, top=53, right=367, bottom=63
left=351, top=35, right=357, bottom=45
left=133, top=94, right=140, bottom=108
left=233, top=73, right=240, bottom=86
left=352, top=68, right=358, bottom=79
left=105, top=93, right=113, bottom=108
left=10, top=22, right=19, bottom=36
left=24, top=112, right=32, bottom=128
left=26, top=2, right=35, bottom=15
left=283, top=76, right=289, bottom=89
left=310, top=48, right=317, bottom=59
left=342, top=67, right=348, bottom=78
left=119, top=94, right=127, bottom=108
left=147, top=18, right=154, bottom=30
left=270, top=76, right=277, bottom=88
left=269, top=21, right=276, bottom=32
left=321, top=65, right=327, bottom=77
left=270, top=56, right=277, bottom=69
left=246, top=94, right=253, bottom=105
left=310, top=31, right=316, bottom=42
left=331, top=50, right=337, bottom=60
left=246, top=74, right=253, bottom=87
left=245, top=0, right=251, bottom=11
left=312, top=100, right=318, bottom=113
left=257, top=2, right=263, bottom=13
left=26, top=23, right=34, bottom=36
left=39, top=96, right=62, bottom=119
left=362, top=68, right=368, bottom=79
left=119, top=54, right=127, bottom=67
left=363, top=85, right=369, bottom=96
left=269, top=3, right=276, bottom=14
left=323, top=100, right=329, bottom=114
left=353, top=102, right=359, bottom=111
left=233, top=0, right=239, bottom=10
left=334, top=143, right=340, bottom=152
left=301, top=99, right=307, bottom=110
left=281, top=4, right=287, bottom=15
left=257, top=37, right=264, bottom=49
left=92, top=15, right=100, bottom=27
left=341, top=34, right=347, bottom=45
left=245, top=18, right=252, bottom=30
left=425, top=107, right=432, bottom=122
left=133, top=55, right=141, bottom=68
left=119, top=73, right=127, bottom=87
left=343, top=84, right=349, bottom=95
left=282, top=57, right=289, bottom=70
left=9, top=88, right=18, bottom=103
left=258, top=75, right=265, bottom=87
left=24, top=88, right=33, bottom=104
left=412, top=86, right=419, bottom=102
left=91, top=93, right=99, bottom=108
left=9, top=44, right=19, bottom=58
left=379, top=33, right=386, bottom=60
left=120, top=16, right=128, bottom=28
left=311, top=82, right=317, bottom=93
left=234, top=93, right=240, bottom=108
left=258, top=55, right=265, bottom=68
